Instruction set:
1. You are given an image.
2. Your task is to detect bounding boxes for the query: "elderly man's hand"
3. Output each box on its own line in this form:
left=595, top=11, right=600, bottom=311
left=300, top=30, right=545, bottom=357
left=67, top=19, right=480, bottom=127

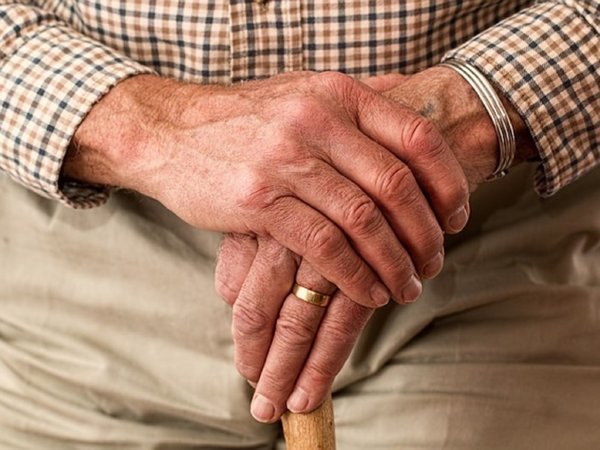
left=215, top=67, right=537, bottom=423
left=217, top=234, right=373, bottom=422
left=64, top=71, right=469, bottom=309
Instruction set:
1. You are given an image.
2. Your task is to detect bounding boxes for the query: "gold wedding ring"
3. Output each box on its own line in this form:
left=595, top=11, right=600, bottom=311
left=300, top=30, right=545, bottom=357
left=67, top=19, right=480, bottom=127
left=292, top=283, right=331, bottom=307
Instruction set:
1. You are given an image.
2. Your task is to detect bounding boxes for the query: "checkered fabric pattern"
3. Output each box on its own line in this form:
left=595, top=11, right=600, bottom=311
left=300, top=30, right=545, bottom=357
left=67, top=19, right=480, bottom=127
left=445, top=0, right=600, bottom=197
left=0, top=0, right=598, bottom=206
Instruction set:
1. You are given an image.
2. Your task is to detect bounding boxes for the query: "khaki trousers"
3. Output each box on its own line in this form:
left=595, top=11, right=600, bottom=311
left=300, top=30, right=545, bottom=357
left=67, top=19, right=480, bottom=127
left=1, top=164, right=600, bottom=449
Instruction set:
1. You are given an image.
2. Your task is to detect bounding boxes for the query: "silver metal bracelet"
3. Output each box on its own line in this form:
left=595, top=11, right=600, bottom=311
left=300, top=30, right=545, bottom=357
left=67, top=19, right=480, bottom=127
left=439, top=60, right=515, bottom=181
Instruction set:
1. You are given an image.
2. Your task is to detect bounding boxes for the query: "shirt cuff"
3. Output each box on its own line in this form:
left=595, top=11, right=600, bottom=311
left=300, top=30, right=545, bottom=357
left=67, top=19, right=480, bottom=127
left=442, top=1, right=600, bottom=197
left=0, top=18, right=155, bottom=208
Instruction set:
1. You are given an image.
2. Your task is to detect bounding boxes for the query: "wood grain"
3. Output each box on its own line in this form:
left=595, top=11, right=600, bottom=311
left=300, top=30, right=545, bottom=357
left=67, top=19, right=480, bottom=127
left=281, top=394, right=336, bottom=450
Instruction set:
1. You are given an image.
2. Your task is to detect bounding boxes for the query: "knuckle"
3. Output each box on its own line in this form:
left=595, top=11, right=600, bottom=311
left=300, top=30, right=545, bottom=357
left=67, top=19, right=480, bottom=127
left=427, top=227, right=445, bottom=251
left=376, top=164, right=425, bottom=213
left=414, top=226, right=444, bottom=259
left=232, top=302, right=272, bottom=341
left=236, top=172, right=290, bottom=217
left=219, top=234, right=244, bottom=254
left=393, top=175, right=421, bottom=208
left=296, top=264, right=336, bottom=294
left=236, top=172, right=276, bottom=210
left=317, top=72, right=363, bottom=113
left=377, top=163, right=412, bottom=199
left=317, top=71, right=354, bottom=90
left=443, top=177, right=470, bottom=210
left=259, top=237, right=293, bottom=264
left=257, top=371, right=288, bottom=397
left=305, top=222, right=343, bottom=261
left=389, top=251, right=415, bottom=278
left=214, top=277, right=238, bottom=306
left=344, top=196, right=382, bottom=235
left=335, top=255, right=372, bottom=292
left=283, top=96, right=324, bottom=128
left=275, top=315, right=317, bottom=348
left=404, top=116, right=445, bottom=158
left=458, top=179, right=470, bottom=203
left=322, top=315, right=363, bottom=346
left=268, top=123, right=298, bottom=151
left=429, top=173, right=470, bottom=222
left=235, top=359, right=260, bottom=383
left=303, top=360, right=338, bottom=386
left=267, top=126, right=314, bottom=166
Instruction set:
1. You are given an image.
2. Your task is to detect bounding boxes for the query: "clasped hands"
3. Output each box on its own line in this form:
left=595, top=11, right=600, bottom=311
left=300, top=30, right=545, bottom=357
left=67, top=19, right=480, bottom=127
left=66, top=67, right=497, bottom=425
left=212, top=72, right=480, bottom=423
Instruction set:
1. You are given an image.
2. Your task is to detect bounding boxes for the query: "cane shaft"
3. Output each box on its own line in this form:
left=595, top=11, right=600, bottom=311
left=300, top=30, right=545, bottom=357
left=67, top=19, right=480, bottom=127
left=281, top=393, right=335, bottom=450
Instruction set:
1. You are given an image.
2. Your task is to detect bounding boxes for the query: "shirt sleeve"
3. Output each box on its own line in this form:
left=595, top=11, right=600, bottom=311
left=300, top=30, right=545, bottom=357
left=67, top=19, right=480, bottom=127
left=443, top=0, right=600, bottom=197
left=0, top=2, right=155, bottom=208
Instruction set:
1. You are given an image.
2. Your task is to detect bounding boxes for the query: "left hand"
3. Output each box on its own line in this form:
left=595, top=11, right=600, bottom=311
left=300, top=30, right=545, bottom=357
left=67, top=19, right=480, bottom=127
left=217, top=234, right=372, bottom=423
left=216, top=68, right=536, bottom=423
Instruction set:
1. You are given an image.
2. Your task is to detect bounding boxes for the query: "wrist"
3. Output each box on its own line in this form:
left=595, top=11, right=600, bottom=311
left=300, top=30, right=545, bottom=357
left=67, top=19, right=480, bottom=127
left=424, top=66, right=499, bottom=188
left=62, top=74, right=199, bottom=198
left=384, top=66, right=536, bottom=190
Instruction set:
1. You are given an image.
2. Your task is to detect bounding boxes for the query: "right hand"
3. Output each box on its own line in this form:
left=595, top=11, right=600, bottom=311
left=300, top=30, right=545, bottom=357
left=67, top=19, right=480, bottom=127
left=214, top=69, right=533, bottom=422
left=65, top=71, right=469, bottom=307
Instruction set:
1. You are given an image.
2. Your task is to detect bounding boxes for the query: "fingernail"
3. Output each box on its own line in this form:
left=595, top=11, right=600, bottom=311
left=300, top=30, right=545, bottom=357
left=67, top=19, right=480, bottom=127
left=247, top=380, right=257, bottom=389
left=287, top=388, right=309, bottom=413
left=422, top=251, right=444, bottom=279
left=251, top=394, right=276, bottom=423
left=401, top=275, right=422, bottom=303
left=370, top=283, right=391, bottom=307
left=448, top=206, right=469, bottom=233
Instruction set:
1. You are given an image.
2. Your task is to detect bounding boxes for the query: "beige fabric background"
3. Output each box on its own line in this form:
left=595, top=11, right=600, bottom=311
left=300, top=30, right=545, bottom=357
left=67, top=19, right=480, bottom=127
left=1, top=164, right=600, bottom=449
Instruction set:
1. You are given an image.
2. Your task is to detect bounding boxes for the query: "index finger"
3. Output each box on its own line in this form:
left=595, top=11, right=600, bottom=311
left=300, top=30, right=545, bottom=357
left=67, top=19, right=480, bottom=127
left=265, top=196, right=391, bottom=308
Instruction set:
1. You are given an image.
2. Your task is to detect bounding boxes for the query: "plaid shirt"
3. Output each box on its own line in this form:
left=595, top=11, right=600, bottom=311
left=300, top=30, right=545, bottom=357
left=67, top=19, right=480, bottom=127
left=0, top=0, right=598, bottom=207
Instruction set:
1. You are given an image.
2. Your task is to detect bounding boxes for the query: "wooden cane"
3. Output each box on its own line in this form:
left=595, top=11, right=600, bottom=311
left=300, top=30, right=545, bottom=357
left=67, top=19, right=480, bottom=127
left=281, top=393, right=336, bottom=450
